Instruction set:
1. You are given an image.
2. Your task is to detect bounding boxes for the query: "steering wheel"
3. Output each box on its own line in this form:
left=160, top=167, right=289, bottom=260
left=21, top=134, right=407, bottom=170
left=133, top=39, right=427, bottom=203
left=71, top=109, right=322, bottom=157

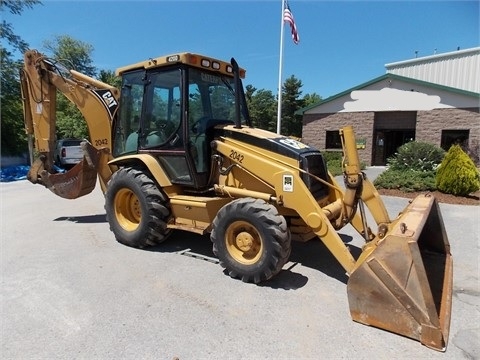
left=146, top=130, right=166, bottom=146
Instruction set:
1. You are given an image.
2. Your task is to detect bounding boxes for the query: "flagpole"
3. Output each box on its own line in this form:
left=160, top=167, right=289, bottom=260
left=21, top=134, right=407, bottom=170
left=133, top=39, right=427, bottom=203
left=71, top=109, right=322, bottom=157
left=276, top=0, right=286, bottom=135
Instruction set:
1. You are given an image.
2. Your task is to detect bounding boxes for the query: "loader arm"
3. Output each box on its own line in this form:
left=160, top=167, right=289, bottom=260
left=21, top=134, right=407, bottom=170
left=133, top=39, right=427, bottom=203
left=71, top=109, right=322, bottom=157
left=337, top=126, right=392, bottom=242
left=21, top=50, right=119, bottom=198
left=213, top=125, right=452, bottom=351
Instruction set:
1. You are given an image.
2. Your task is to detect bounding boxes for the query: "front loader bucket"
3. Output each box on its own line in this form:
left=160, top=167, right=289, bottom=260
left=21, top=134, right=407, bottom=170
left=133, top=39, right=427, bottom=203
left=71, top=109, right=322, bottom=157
left=28, top=157, right=98, bottom=199
left=347, top=194, right=453, bottom=351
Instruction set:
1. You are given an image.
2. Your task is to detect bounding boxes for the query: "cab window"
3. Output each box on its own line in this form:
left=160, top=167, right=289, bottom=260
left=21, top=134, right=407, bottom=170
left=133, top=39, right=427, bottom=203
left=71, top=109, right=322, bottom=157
left=114, top=70, right=144, bottom=156
left=140, top=69, right=182, bottom=149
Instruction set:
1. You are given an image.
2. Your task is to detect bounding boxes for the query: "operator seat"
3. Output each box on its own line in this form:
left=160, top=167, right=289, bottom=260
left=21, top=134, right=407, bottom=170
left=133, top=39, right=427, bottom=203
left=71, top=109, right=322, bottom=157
left=194, top=118, right=234, bottom=173
left=125, top=132, right=138, bottom=153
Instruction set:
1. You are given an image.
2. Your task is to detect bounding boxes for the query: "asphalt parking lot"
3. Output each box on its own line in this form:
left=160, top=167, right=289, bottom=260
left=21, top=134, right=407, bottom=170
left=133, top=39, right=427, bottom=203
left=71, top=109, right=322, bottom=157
left=1, top=170, right=479, bottom=359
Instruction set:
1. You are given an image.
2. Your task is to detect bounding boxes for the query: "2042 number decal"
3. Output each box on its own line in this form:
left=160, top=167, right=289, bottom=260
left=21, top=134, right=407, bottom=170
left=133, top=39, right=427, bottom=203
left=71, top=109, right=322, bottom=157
left=229, top=150, right=244, bottom=163
left=94, top=138, right=108, bottom=146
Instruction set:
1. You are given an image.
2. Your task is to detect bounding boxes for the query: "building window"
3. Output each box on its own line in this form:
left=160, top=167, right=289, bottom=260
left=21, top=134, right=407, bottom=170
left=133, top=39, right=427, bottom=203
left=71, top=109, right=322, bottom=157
left=326, top=130, right=342, bottom=149
left=441, top=130, right=469, bottom=151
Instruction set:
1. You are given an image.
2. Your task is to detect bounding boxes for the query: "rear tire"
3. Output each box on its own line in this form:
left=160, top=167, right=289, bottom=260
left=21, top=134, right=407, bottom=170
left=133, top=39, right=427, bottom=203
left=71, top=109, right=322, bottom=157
left=211, top=198, right=291, bottom=284
left=105, top=167, right=172, bottom=248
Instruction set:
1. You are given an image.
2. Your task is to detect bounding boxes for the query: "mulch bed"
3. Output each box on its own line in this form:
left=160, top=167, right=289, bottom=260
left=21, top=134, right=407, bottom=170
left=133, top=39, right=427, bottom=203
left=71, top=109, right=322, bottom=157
left=377, top=189, right=480, bottom=206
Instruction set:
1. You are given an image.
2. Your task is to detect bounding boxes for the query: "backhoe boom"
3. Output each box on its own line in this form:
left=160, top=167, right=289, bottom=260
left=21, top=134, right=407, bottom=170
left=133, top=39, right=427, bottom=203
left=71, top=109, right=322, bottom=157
left=21, top=50, right=119, bottom=197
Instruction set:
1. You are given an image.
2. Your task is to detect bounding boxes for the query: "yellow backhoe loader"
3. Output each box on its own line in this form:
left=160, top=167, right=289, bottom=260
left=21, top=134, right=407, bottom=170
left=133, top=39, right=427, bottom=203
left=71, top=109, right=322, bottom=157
left=21, top=49, right=453, bottom=351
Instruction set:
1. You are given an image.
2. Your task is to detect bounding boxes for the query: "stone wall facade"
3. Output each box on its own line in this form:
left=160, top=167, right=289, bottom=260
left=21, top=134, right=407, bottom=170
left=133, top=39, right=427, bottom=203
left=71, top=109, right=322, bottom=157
left=416, top=107, right=480, bottom=147
left=302, top=107, right=480, bottom=165
left=302, top=112, right=374, bottom=165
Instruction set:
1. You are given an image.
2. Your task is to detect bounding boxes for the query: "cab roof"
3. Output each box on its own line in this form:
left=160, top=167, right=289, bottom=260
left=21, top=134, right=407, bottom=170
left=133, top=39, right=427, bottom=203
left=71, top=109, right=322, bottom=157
left=115, top=52, right=246, bottom=78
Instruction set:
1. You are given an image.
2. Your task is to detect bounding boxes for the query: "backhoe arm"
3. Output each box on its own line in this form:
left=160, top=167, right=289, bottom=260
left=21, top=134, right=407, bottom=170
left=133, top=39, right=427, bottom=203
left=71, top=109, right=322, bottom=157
left=21, top=50, right=120, bottom=198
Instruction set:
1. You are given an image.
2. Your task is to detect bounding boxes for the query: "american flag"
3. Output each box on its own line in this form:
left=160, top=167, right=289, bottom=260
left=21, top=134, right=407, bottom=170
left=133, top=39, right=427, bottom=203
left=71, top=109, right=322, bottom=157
left=283, top=1, right=299, bottom=44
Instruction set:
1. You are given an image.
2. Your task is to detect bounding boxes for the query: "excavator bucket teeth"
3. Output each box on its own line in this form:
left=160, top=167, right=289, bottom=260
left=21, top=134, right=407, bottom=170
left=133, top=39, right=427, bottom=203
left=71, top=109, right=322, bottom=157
left=38, top=158, right=98, bottom=199
left=347, top=195, right=453, bottom=351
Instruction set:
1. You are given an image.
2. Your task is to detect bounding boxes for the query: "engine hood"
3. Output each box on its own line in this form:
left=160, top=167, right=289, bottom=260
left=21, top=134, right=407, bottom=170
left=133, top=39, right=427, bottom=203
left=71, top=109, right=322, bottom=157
left=215, top=125, right=320, bottom=161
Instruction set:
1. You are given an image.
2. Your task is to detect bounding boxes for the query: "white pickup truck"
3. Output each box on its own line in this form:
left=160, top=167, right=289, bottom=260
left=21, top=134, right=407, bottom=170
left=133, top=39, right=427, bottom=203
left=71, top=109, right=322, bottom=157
left=54, top=139, right=84, bottom=168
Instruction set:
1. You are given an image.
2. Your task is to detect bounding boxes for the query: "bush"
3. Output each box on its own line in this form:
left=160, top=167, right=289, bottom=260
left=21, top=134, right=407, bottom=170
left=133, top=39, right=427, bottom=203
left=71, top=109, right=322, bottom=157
left=387, top=141, right=445, bottom=172
left=321, top=151, right=366, bottom=177
left=321, top=151, right=342, bottom=176
left=436, top=145, right=480, bottom=196
left=326, top=159, right=343, bottom=176
left=322, top=150, right=342, bottom=163
left=374, top=169, right=436, bottom=192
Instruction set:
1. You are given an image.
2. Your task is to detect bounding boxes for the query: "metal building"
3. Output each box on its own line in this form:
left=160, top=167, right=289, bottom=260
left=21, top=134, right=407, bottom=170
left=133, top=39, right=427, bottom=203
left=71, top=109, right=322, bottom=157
left=297, top=47, right=480, bottom=166
left=385, top=47, right=479, bottom=93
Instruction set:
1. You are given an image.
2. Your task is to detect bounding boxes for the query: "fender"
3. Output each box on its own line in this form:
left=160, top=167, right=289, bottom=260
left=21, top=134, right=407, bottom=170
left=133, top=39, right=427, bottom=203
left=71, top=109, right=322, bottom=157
left=108, top=154, right=172, bottom=188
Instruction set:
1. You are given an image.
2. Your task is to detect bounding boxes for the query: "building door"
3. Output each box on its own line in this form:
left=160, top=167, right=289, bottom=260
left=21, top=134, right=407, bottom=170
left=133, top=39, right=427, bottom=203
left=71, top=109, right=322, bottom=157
left=372, top=130, right=415, bottom=165
left=372, top=112, right=416, bottom=166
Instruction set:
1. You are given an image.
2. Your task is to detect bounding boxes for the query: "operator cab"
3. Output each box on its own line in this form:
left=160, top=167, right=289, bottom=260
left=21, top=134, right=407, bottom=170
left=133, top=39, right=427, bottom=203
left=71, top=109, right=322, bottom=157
left=112, top=54, right=249, bottom=190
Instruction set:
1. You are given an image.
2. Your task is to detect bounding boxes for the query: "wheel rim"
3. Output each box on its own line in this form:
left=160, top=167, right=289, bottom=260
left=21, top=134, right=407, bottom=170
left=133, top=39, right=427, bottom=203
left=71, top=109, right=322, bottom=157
left=114, top=188, right=141, bottom=231
left=225, top=220, right=263, bottom=265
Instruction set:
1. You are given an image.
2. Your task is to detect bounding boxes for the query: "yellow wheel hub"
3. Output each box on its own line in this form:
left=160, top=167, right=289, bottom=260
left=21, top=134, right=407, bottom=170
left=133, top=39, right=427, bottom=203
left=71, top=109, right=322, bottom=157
left=225, top=221, right=263, bottom=265
left=114, top=188, right=141, bottom=231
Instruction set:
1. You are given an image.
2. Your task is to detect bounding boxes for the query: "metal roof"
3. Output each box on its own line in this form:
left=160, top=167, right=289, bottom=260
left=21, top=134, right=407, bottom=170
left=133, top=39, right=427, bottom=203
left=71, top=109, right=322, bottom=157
left=385, top=47, right=480, bottom=93
left=295, top=73, right=480, bottom=115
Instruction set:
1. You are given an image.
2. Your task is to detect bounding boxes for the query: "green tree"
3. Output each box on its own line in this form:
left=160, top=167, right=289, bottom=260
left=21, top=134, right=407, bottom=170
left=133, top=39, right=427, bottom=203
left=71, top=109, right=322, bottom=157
left=43, top=35, right=97, bottom=77
left=245, top=84, right=256, bottom=103
left=1, top=0, right=42, bottom=156
left=1, top=51, right=26, bottom=155
left=281, top=75, right=303, bottom=137
left=42, top=35, right=97, bottom=140
left=99, top=69, right=121, bottom=88
left=1, top=0, right=41, bottom=53
left=245, top=79, right=321, bottom=136
left=302, top=92, right=322, bottom=107
left=55, top=101, right=89, bottom=139
left=247, top=88, right=276, bottom=131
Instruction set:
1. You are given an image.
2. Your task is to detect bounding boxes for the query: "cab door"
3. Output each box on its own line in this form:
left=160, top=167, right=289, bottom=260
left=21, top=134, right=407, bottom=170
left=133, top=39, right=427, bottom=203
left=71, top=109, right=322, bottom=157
left=139, top=68, right=200, bottom=186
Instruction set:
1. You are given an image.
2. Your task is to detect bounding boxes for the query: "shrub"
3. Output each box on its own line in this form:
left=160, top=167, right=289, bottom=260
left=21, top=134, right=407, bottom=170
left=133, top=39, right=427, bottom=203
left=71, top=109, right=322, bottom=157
left=374, top=169, right=436, bottom=192
left=321, top=151, right=366, bottom=177
left=387, top=141, right=445, bottom=172
left=326, top=159, right=343, bottom=176
left=322, top=151, right=342, bottom=176
left=322, top=151, right=342, bottom=163
left=436, top=145, right=480, bottom=196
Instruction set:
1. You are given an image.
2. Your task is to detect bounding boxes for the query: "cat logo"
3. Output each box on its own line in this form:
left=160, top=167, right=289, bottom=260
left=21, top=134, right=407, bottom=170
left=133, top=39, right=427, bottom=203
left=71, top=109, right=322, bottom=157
left=92, top=89, right=118, bottom=119
left=101, top=91, right=118, bottom=108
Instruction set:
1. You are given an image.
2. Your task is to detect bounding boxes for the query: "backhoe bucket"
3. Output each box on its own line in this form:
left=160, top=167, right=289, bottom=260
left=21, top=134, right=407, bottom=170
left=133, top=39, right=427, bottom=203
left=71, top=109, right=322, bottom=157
left=347, top=194, right=453, bottom=351
left=28, top=157, right=98, bottom=199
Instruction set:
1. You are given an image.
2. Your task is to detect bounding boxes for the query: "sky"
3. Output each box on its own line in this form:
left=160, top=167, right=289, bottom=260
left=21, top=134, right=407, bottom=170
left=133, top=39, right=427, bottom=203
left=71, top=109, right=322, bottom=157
left=4, top=0, right=479, bottom=98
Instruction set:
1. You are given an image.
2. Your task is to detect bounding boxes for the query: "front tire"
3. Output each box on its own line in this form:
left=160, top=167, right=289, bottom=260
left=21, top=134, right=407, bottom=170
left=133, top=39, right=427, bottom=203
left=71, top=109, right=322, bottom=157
left=211, top=198, right=291, bottom=284
left=105, top=167, right=172, bottom=248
